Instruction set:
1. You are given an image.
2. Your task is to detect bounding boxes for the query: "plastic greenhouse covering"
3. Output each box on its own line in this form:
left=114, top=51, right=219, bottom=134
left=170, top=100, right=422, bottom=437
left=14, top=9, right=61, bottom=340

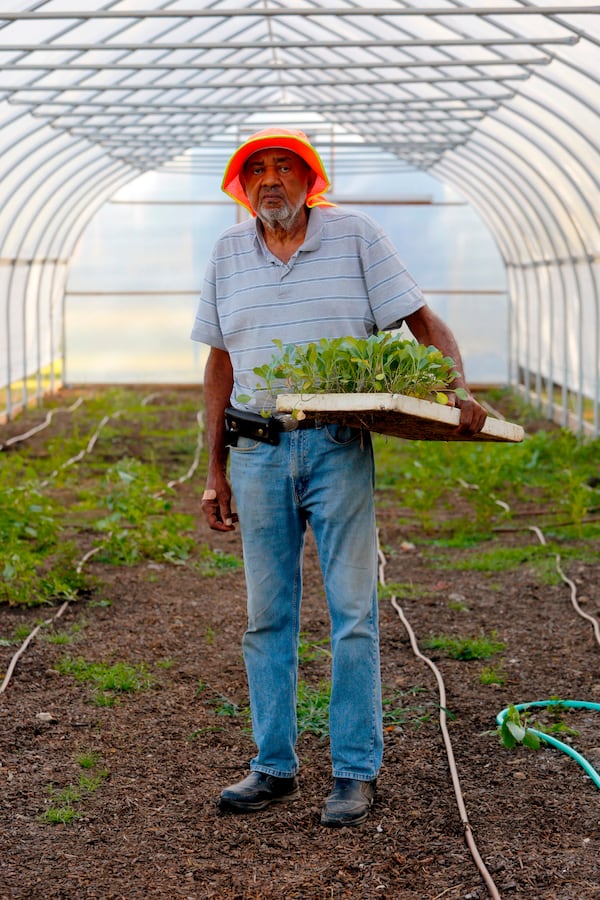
left=0, top=1, right=598, bottom=435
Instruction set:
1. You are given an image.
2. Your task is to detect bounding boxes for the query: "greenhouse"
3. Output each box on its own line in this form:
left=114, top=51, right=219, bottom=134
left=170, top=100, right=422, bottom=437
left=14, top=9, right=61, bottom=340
left=2, top=5, right=600, bottom=899
left=0, top=1, right=598, bottom=433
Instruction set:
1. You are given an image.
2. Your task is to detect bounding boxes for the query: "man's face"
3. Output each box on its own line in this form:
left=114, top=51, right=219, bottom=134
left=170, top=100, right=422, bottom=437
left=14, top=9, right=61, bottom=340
left=242, top=149, right=311, bottom=227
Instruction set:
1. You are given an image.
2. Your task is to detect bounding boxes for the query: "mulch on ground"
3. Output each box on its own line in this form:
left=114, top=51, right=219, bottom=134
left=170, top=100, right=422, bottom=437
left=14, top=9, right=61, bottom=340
left=1, top=387, right=599, bottom=899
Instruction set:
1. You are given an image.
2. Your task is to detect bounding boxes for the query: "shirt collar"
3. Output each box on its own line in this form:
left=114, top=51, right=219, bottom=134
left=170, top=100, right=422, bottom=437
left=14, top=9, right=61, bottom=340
left=253, top=206, right=323, bottom=256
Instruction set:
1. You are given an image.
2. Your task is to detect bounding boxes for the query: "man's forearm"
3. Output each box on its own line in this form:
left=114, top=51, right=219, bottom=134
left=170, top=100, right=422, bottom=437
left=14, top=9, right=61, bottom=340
left=404, top=305, right=487, bottom=434
left=203, top=347, right=234, bottom=478
left=405, top=306, right=469, bottom=391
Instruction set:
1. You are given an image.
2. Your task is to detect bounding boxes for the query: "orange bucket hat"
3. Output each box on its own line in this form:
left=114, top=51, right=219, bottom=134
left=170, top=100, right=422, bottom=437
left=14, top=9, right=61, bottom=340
left=222, top=127, right=334, bottom=216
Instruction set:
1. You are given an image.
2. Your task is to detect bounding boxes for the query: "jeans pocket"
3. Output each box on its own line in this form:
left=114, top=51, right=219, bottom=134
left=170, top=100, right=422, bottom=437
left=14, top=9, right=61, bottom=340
left=324, top=423, right=361, bottom=446
left=230, top=436, right=262, bottom=452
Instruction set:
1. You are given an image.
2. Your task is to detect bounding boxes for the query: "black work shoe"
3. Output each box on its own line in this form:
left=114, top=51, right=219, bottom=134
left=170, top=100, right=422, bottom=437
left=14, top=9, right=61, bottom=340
left=218, top=771, right=300, bottom=813
left=320, top=777, right=376, bottom=827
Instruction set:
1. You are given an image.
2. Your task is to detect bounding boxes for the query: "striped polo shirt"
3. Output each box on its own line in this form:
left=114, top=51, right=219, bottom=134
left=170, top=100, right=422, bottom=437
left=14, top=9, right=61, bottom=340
left=191, top=205, right=425, bottom=412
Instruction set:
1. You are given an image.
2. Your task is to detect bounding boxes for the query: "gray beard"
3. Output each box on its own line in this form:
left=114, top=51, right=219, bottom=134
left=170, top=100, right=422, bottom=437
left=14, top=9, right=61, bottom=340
left=258, top=194, right=306, bottom=231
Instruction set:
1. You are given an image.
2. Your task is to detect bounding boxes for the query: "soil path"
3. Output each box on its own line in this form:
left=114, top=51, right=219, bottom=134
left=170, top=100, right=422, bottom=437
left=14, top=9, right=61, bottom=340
left=1, top=387, right=599, bottom=899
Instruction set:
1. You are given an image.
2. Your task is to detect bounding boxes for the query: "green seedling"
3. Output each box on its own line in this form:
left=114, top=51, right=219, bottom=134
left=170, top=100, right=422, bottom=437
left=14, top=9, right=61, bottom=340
left=55, top=656, right=154, bottom=704
left=297, top=680, right=331, bottom=740
left=496, top=705, right=541, bottom=750
left=422, top=632, right=506, bottom=661
left=479, top=665, right=506, bottom=686
left=44, top=622, right=84, bottom=645
left=13, top=624, right=35, bottom=642
left=77, top=751, right=99, bottom=769
left=41, top=760, right=109, bottom=825
left=249, top=334, right=467, bottom=406
left=382, top=687, right=433, bottom=731
left=377, top=582, right=430, bottom=602
left=41, top=805, right=80, bottom=825
left=196, top=544, right=243, bottom=577
left=448, top=598, right=470, bottom=612
left=196, top=680, right=250, bottom=723
left=298, top=632, right=331, bottom=664
left=90, top=458, right=195, bottom=566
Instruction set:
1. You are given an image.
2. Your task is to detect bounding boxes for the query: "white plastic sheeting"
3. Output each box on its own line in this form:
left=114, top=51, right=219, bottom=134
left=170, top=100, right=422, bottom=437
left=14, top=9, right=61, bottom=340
left=0, top=1, right=598, bottom=434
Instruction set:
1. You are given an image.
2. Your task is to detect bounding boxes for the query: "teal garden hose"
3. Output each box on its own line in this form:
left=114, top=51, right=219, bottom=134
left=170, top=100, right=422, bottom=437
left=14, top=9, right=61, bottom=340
left=496, top=700, right=600, bottom=789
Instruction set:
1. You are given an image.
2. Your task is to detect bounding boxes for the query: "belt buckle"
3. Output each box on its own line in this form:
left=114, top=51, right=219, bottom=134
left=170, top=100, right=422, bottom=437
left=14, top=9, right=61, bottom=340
left=276, top=414, right=299, bottom=432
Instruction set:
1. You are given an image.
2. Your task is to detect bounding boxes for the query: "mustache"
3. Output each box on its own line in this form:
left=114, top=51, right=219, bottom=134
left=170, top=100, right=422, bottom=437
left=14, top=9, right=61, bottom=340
left=260, top=187, right=284, bottom=198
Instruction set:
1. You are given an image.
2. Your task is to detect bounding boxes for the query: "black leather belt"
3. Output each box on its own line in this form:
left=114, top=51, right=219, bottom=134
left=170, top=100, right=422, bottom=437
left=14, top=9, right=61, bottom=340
left=225, top=407, right=317, bottom=446
left=277, top=414, right=318, bottom=432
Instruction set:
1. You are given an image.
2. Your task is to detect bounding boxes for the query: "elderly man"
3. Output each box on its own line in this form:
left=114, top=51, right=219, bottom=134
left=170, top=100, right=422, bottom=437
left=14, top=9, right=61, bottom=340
left=191, top=127, right=486, bottom=827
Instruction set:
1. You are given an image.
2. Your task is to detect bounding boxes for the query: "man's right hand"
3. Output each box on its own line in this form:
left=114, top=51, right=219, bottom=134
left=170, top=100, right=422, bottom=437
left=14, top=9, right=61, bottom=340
left=201, top=482, right=238, bottom=532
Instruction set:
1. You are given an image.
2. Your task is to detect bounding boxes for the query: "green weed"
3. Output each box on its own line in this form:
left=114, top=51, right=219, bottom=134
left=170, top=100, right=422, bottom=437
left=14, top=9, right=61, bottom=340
left=77, top=751, right=99, bottom=769
left=382, top=687, right=432, bottom=731
left=41, top=756, right=108, bottom=825
left=196, top=544, right=243, bottom=577
left=422, top=632, right=506, bottom=660
left=429, top=542, right=597, bottom=584
left=495, top=704, right=541, bottom=750
left=378, top=581, right=430, bottom=602
left=44, top=622, right=84, bottom=645
left=298, top=633, right=331, bottom=664
left=55, top=656, right=154, bottom=704
left=41, top=805, right=80, bottom=824
left=479, top=665, right=506, bottom=686
left=196, top=680, right=250, bottom=723
left=89, top=458, right=195, bottom=566
left=297, top=680, right=331, bottom=739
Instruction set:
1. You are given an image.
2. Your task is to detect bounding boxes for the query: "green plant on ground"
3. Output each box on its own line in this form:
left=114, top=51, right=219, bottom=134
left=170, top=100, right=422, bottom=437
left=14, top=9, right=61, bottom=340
left=422, top=632, right=506, bottom=660
left=479, top=665, right=507, bottom=686
left=90, top=458, right=196, bottom=566
left=448, top=597, right=470, bottom=612
left=373, top=423, right=600, bottom=542
left=429, top=541, right=598, bottom=584
left=382, top=687, right=433, bottom=731
left=196, top=680, right=250, bottom=723
left=0, top=481, right=87, bottom=607
left=496, top=704, right=541, bottom=750
left=298, top=632, right=331, bottom=664
left=378, top=581, right=430, bottom=602
left=44, top=622, right=84, bottom=645
left=41, top=805, right=80, bottom=824
left=196, top=544, right=243, bottom=577
left=297, top=679, right=331, bottom=739
left=0, top=623, right=35, bottom=645
left=55, top=656, right=154, bottom=704
left=156, top=658, right=174, bottom=670
left=41, top=755, right=109, bottom=825
left=77, top=751, right=99, bottom=769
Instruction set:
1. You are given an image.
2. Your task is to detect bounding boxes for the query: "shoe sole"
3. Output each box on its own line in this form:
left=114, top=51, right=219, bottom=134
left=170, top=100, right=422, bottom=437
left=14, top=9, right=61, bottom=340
left=218, top=788, right=300, bottom=813
left=320, top=808, right=371, bottom=827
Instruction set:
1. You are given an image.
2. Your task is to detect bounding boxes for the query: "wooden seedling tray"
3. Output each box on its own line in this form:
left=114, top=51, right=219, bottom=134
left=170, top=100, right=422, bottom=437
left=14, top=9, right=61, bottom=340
left=276, top=393, right=524, bottom=443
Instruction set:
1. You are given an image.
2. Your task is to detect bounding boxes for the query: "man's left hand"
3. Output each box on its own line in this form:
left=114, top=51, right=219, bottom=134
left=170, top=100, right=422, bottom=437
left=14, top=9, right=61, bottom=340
left=453, top=393, right=488, bottom=435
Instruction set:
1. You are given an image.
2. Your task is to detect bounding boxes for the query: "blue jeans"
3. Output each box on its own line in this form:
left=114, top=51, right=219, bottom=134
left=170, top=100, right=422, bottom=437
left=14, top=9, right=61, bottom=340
left=229, top=423, right=383, bottom=781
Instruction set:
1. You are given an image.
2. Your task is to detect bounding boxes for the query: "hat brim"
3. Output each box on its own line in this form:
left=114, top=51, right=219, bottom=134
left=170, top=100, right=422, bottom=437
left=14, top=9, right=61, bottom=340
left=222, top=131, right=332, bottom=216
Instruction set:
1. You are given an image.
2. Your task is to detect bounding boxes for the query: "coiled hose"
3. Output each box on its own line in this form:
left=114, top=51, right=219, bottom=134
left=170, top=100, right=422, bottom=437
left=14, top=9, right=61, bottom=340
left=496, top=700, right=600, bottom=789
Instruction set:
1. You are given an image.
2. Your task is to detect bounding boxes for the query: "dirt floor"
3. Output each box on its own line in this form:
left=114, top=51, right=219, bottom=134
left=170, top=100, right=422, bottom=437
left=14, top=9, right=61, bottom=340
left=1, top=387, right=599, bottom=900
